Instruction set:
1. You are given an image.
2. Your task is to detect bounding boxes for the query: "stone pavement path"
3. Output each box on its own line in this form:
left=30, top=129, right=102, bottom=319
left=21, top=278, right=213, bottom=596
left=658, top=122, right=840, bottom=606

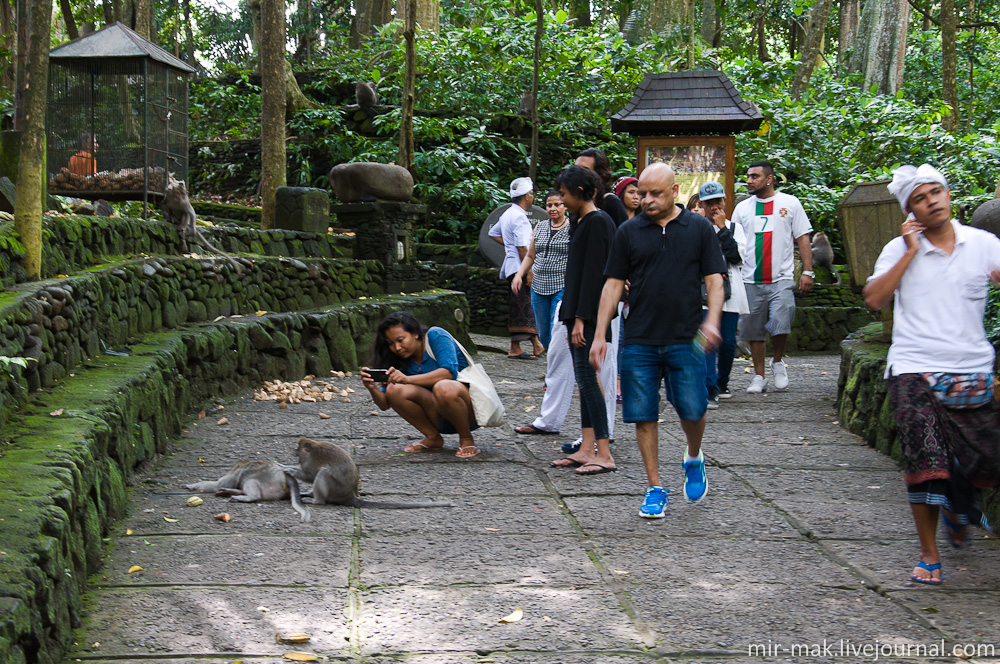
left=66, top=339, right=999, bottom=664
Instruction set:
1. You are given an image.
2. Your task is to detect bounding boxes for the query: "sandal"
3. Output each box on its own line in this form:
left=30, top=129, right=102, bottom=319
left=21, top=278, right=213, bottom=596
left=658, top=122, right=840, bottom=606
left=911, top=561, right=943, bottom=585
left=942, top=514, right=971, bottom=549
left=456, top=445, right=480, bottom=458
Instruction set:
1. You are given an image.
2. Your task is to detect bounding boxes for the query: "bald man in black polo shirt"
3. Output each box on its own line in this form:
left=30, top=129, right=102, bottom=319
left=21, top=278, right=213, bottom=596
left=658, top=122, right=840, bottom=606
left=590, top=163, right=727, bottom=518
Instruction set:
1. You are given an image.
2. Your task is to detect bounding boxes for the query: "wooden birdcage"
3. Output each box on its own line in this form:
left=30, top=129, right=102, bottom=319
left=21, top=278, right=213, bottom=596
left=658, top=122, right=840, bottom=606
left=46, top=22, right=197, bottom=213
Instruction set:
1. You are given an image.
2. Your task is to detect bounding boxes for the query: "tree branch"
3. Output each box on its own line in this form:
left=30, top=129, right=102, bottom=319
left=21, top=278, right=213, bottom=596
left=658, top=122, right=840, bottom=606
left=907, top=0, right=1000, bottom=29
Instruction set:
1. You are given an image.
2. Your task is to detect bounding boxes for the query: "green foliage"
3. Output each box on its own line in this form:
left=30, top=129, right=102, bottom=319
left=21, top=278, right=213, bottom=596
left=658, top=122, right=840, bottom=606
left=189, top=68, right=262, bottom=141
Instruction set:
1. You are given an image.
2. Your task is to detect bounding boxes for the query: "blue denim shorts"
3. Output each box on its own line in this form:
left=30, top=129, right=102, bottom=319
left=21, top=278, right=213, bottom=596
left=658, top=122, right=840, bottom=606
left=620, top=343, right=708, bottom=422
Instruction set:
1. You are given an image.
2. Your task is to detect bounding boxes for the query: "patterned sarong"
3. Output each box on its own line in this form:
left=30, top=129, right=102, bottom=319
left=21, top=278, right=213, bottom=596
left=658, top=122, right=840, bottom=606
left=507, top=275, right=536, bottom=341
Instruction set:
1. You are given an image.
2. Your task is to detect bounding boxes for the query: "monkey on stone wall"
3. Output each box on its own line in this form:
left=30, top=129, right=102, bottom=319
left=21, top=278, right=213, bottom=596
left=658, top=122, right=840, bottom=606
left=810, top=231, right=841, bottom=286
left=162, top=174, right=243, bottom=273
left=355, top=82, right=378, bottom=109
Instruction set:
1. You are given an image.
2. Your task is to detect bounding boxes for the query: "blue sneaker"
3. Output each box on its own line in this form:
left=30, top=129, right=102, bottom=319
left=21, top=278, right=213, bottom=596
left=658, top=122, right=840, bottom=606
left=683, top=454, right=708, bottom=503
left=639, top=486, right=669, bottom=518
left=561, top=437, right=582, bottom=454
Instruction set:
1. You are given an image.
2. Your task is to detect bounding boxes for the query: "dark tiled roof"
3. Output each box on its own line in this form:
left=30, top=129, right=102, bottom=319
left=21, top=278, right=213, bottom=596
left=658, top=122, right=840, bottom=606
left=49, top=21, right=196, bottom=73
left=611, top=71, right=763, bottom=135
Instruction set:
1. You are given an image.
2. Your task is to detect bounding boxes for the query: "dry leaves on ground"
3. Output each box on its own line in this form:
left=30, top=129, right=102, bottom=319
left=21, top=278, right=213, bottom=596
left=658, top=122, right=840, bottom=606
left=254, top=374, right=354, bottom=406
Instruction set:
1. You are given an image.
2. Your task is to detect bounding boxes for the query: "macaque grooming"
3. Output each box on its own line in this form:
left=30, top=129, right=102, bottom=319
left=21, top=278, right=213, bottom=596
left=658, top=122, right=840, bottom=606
left=185, top=460, right=308, bottom=521
left=291, top=438, right=453, bottom=511
left=162, top=174, right=243, bottom=272
left=355, top=82, right=378, bottom=109
left=810, top=231, right=841, bottom=285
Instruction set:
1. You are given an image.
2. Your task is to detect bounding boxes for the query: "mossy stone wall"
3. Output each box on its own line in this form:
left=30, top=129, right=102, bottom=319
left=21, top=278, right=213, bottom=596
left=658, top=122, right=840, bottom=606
left=0, top=215, right=351, bottom=289
left=837, top=322, right=1000, bottom=524
left=0, top=291, right=470, bottom=664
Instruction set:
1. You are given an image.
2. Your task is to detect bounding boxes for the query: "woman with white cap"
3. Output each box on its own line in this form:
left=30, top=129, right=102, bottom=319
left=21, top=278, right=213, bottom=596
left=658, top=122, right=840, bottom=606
left=864, top=164, right=1000, bottom=585
left=489, top=177, right=544, bottom=359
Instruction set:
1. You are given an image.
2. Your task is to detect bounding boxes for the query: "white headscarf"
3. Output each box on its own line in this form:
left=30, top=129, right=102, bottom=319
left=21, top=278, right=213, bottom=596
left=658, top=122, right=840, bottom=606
left=887, top=164, right=948, bottom=214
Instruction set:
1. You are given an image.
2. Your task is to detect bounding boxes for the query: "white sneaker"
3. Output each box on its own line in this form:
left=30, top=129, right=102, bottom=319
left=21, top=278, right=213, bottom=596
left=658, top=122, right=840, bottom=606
left=746, top=374, right=768, bottom=393
left=770, top=359, right=789, bottom=390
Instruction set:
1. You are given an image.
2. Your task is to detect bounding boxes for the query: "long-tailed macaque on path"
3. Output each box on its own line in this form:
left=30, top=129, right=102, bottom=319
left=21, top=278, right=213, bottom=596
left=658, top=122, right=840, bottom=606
left=810, top=231, right=841, bottom=285
left=291, top=438, right=454, bottom=513
left=186, top=439, right=452, bottom=523
left=185, top=459, right=308, bottom=521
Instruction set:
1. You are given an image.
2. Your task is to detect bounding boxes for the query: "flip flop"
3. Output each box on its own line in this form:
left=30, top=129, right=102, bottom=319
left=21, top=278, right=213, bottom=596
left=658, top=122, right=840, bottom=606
left=456, top=446, right=481, bottom=458
left=942, top=514, right=971, bottom=549
left=508, top=352, right=535, bottom=360
left=575, top=463, right=618, bottom=476
left=550, top=458, right=584, bottom=468
left=515, top=424, right=553, bottom=435
left=911, top=561, right=943, bottom=585
left=404, top=442, right=443, bottom=453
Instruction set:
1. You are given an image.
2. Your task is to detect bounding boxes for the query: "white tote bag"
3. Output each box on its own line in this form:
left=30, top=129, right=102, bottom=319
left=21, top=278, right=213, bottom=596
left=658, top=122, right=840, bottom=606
left=425, top=334, right=506, bottom=427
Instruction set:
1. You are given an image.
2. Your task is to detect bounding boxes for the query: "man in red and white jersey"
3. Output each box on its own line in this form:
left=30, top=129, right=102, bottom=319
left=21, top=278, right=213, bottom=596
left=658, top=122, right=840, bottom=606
left=732, top=161, right=814, bottom=393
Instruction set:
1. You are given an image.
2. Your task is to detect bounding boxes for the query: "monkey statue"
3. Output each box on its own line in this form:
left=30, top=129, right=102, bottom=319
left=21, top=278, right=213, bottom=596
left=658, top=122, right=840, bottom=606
left=355, top=81, right=378, bottom=109
left=162, top=174, right=243, bottom=273
left=810, top=231, right=841, bottom=286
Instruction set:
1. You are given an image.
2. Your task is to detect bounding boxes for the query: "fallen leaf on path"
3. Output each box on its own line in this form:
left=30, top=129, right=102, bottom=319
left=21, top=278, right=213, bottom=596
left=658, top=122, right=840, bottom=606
left=498, top=607, right=523, bottom=623
left=484, top=527, right=500, bottom=531
left=524, top=405, right=537, bottom=412
left=127, top=565, right=143, bottom=573
left=257, top=606, right=269, bottom=612
left=213, top=513, right=231, bottom=522
left=922, top=606, right=939, bottom=612
left=125, top=528, right=133, bottom=535
left=217, top=417, right=228, bottom=425
left=163, top=517, right=179, bottom=523
left=256, top=311, right=267, bottom=316
left=318, top=413, right=330, bottom=419
left=282, top=653, right=317, bottom=662
left=186, top=496, right=203, bottom=507
left=276, top=633, right=311, bottom=644
left=197, top=409, right=206, bottom=419
left=50, top=409, right=64, bottom=417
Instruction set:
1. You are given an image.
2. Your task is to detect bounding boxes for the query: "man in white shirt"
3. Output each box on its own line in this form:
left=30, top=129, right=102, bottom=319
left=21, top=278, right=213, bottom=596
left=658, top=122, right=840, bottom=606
left=490, top=177, right=543, bottom=358
left=732, top=160, right=813, bottom=393
left=864, top=164, right=1000, bottom=585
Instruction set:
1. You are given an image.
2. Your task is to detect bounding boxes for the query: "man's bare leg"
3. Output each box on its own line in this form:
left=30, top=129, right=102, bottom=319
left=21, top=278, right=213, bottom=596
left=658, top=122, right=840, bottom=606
left=679, top=417, right=706, bottom=459
left=750, top=340, right=767, bottom=377
left=635, top=420, right=660, bottom=487
left=772, top=334, right=788, bottom=364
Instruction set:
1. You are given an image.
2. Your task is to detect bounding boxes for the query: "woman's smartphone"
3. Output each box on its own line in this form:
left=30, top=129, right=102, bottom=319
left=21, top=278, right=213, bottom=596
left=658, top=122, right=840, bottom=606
left=367, top=368, right=390, bottom=383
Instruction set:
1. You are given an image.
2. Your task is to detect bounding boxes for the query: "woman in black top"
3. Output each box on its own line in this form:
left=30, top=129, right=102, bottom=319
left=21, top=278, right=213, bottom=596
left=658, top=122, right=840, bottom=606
left=550, top=166, right=617, bottom=475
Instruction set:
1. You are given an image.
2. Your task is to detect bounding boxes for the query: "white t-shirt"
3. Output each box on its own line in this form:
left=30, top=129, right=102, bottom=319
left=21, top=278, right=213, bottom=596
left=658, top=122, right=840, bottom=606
left=489, top=203, right=533, bottom=279
left=868, top=220, right=1000, bottom=376
left=721, top=220, right=750, bottom=315
left=733, top=191, right=812, bottom=284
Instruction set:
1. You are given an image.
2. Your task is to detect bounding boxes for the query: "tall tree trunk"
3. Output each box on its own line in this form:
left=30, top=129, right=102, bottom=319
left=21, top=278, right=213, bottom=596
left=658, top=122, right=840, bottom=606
left=260, top=0, right=286, bottom=230
left=1, top=0, right=13, bottom=94
left=700, top=0, right=715, bottom=43
left=569, top=0, right=591, bottom=27
left=791, top=0, right=834, bottom=98
left=756, top=11, right=769, bottom=61
left=940, top=0, right=959, bottom=131
left=847, top=0, right=908, bottom=94
left=837, top=0, right=859, bottom=65
left=59, top=0, right=79, bottom=39
left=687, top=0, right=696, bottom=66
left=350, top=0, right=372, bottom=47
left=398, top=0, right=440, bottom=31
left=14, top=0, right=50, bottom=281
left=133, top=0, right=151, bottom=37
left=398, top=0, right=416, bottom=173
left=529, top=0, right=542, bottom=182
left=13, top=0, right=26, bottom=129
left=183, top=0, right=195, bottom=65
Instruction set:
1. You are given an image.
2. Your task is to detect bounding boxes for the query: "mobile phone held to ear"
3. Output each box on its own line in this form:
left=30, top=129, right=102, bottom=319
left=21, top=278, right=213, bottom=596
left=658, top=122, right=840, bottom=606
left=367, top=368, right=390, bottom=383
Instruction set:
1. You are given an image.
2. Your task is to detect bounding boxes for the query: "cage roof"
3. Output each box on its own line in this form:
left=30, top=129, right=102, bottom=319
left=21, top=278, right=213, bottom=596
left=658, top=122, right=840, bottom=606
left=611, top=71, right=763, bottom=135
left=49, top=21, right=196, bottom=73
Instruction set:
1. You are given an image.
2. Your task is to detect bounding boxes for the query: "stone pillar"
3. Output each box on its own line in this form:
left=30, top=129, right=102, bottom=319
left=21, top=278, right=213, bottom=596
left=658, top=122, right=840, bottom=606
left=331, top=201, right=428, bottom=292
left=275, top=186, right=330, bottom=233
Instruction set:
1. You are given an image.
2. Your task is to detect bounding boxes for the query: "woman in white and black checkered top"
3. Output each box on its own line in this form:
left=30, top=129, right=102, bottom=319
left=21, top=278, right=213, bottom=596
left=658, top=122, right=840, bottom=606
left=511, top=190, right=570, bottom=350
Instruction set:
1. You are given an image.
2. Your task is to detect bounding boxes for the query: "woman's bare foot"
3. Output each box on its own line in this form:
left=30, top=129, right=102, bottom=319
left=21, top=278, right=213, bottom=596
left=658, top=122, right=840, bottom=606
left=404, top=436, right=444, bottom=453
